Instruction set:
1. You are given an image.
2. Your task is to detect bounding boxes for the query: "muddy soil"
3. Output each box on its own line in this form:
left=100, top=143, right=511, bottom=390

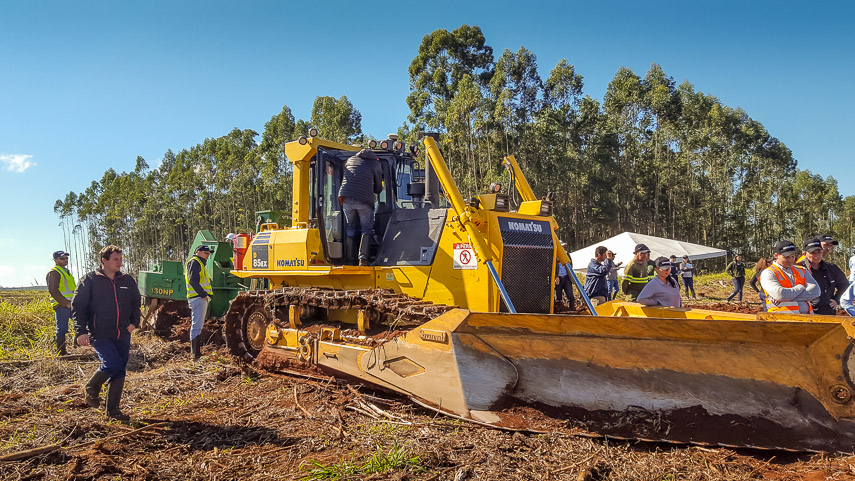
left=147, top=300, right=225, bottom=346
left=3, top=331, right=855, bottom=480
left=684, top=302, right=765, bottom=314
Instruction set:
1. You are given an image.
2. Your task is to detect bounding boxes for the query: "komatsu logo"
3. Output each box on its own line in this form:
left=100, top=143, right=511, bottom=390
left=276, top=259, right=305, bottom=267
left=507, top=221, right=543, bottom=233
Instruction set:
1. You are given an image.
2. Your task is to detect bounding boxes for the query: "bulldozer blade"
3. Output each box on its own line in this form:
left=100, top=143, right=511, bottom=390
left=316, top=309, right=855, bottom=452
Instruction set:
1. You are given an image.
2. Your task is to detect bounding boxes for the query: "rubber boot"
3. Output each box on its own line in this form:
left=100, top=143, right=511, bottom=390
left=105, top=377, right=130, bottom=422
left=345, top=236, right=356, bottom=265
left=57, top=338, right=68, bottom=356
left=84, top=369, right=110, bottom=408
left=358, top=234, right=371, bottom=266
left=191, top=337, right=201, bottom=360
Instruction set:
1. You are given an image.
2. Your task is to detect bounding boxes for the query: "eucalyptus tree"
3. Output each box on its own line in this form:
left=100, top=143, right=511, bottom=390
left=535, top=59, right=586, bottom=243
left=488, top=47, right=544, bottom=193
left=407, top=25, right=494, bottom=134
left=258, top=105, right=298, bottom=212
left=52, top=26, right=855, bottom=276
left=603, top=67, right=648, bottom=231
left=301, top=96, right=363, bottom=145
left=640, top=64, right=682, bottom=234
left=445, top=73, right=488, bottom=197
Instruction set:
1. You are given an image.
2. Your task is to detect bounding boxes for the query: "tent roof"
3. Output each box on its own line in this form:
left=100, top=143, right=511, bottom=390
left=568, top=232, right=726, bottom=270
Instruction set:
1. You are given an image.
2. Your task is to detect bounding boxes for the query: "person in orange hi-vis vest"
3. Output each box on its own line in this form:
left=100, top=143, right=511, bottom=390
left=760, top=240, right=820, bottom=313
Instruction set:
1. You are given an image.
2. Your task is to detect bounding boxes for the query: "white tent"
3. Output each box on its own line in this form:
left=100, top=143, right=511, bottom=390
left=568, top=232, right=726, bottom=270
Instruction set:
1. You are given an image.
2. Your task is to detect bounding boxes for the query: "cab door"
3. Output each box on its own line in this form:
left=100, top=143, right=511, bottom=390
left=316, top=148, right=344, bottom=263
left=373, top=158, right=393, bottom=241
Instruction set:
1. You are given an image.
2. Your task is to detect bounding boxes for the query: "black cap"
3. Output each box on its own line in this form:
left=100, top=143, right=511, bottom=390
left=819, top=234, right=839, bottom=245
left=53, top=250, right=70, bottom=259
left=653, top=256, right=671, bottom=269
left=195, top=245, right=212, bottom=253
left=669, top=255, right=677, bottom=259
left=773, top=240, right=798, bottom=255
left=802, top=238, right=822, bottom=253
left=634, top=243, right=650, bottom=253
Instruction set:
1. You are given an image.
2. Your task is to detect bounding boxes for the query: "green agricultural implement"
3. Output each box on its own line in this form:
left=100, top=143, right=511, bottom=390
left=138, top=230, right=244, bottom=336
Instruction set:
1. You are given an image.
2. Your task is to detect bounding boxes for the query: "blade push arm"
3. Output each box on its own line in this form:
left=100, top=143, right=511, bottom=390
left=422, top=136, right=492, bottom=263
left=423, top=136, right=516, bottom=313
left=502, top=155, right=537, bottom=203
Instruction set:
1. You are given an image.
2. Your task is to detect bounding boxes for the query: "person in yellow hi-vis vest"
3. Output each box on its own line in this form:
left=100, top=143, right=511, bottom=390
left=46, top=250, right=76, bottom=355
left=185, top=245, right=213, bottom=360
left=621, top=243, right=654, bottom=300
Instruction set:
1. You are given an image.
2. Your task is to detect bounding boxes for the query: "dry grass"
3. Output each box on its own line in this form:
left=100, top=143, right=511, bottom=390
left=0, top=292, right=56, bottom=361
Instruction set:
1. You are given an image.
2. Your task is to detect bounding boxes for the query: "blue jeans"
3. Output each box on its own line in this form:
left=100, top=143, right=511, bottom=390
left=342, top=198, right=375, bottom=237
left=847, top=307, right=855, bottom=316
left=188, top=296, right=208, bottom=340
left=682, top=277, right=695, bottom=297
left=91, top=335, right=132, bottom=381
left=55, top=306, right=71, bottom=343
left=607, top=280, right=619, bottom=300
left=555, top=276, right=574, bottom=305
left=727, top=277, right=745, bottom=302
left=759, top=291, right=767, bottom=311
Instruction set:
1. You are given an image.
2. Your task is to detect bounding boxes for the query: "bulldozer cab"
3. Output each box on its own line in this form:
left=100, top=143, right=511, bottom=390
left=315, top=147, right=425, bottom=266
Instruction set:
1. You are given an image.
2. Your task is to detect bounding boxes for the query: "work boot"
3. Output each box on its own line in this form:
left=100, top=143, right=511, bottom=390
left=105, top=377, right=130, bottom=422
left=57, top=338, right=68, bottom=356
left=84, top=369, right=110, bottom=408
left=191, top=337, right=201, bottom=361
left=345, top=236, right=356, bottom=265
left=358, top=234, right=372, bottom=266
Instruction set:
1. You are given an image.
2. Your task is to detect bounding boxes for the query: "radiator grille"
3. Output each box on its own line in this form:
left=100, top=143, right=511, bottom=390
left=497, top=218, right=554, bottom=313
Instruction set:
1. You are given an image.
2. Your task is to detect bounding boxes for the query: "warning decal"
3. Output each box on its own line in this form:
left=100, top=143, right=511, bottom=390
left=453, top=243, right=477, bottom=270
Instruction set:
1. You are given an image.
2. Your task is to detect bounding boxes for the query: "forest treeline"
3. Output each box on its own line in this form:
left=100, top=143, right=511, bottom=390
left=54, top=25, right=855, bottom=278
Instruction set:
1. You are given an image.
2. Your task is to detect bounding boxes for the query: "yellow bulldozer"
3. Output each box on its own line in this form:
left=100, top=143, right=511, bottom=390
left=222, top=130, right=855, bottom=452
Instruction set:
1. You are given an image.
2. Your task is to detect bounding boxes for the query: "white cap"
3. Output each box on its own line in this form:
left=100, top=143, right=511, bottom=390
left=226, top=233, right=235, bottom=241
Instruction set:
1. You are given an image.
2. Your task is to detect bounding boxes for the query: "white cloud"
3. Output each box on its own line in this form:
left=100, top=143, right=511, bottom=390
left=0, top=154, right=35, bottom=173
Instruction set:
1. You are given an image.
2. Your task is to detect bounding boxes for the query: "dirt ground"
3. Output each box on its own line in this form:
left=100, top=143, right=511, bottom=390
left=4, top=283, right=855, bottom=480
left=3, top=328, right=855, bottom=480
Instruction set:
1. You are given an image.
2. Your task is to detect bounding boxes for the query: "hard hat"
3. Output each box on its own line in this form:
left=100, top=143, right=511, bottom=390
left=226, top=233, right=235, bottom=241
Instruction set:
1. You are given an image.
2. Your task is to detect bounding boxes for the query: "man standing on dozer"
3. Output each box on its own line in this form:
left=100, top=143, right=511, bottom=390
left=338, top=149, right=383, bottom=266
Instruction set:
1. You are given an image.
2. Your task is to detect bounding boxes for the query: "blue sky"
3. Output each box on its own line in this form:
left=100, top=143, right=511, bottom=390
left=1, top=0, right=852, bottom=287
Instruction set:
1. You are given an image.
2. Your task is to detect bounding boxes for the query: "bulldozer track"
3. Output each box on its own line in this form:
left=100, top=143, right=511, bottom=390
left=223, top=287, right=455, bottom=362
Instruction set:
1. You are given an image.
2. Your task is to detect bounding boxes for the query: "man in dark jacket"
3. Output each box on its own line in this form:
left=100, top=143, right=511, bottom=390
left=799, top=238, right=849, bottom=315
left=585, top=246, right=619, bottom=306
left=73, top=245, right=141, bottom=421
left=338, top=149, right=383, bottom=265
left=725, top=254, right=746, bottom=302
left=668, top=255, right=681, bottom=286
